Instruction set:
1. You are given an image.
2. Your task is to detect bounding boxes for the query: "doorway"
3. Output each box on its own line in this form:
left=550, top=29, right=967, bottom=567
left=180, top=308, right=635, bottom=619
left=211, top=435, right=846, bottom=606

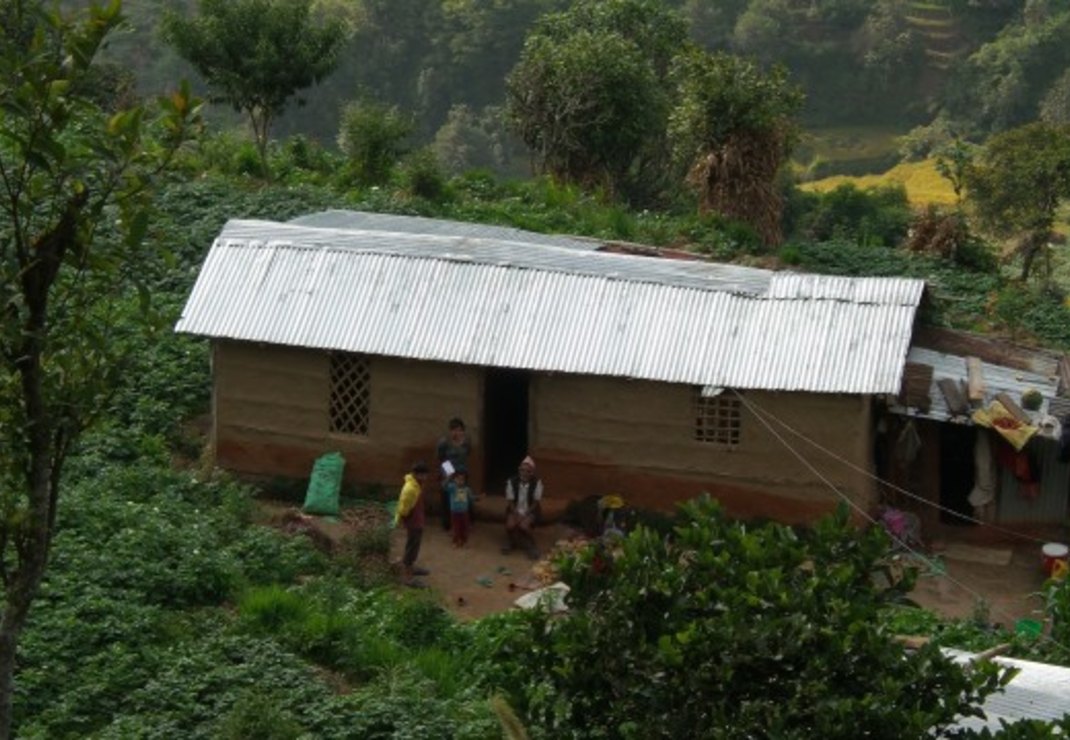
left=939, top=423, right=977, bottom=525
left=482, top=368, right=529, bottom=496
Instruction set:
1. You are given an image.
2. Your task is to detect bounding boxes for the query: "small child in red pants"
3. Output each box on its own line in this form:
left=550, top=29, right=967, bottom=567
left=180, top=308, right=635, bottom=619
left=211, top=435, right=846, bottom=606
left=446, top=466, right=474, bottom=547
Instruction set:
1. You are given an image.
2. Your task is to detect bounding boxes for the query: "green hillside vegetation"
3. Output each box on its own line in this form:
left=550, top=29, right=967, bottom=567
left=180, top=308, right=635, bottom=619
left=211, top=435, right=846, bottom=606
left=4, top=150, right=1069, bottom=736
left=7, top=1, right=1070, bottom=736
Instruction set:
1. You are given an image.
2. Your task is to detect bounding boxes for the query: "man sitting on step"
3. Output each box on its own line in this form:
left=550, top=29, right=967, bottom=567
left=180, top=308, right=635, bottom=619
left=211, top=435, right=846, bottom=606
left=502, top=456, right=543, bottom=560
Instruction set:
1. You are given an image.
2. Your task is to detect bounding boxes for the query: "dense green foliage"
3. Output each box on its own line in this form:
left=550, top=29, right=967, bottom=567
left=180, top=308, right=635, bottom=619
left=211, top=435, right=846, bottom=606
left=484, top=499, right=1013, bottom=738
left=99, top=0, right=1070, bottom=157
left=337, top=100, right=416, bottom=187
left=505, top=0, right=687, bottom=201
left=7, top=3, right=1070, bottom=735
left=790, top=183, right=914, bottom=247
left=965, top=121, right=1070, bottom=280
left=162, top=0, right=347, bottom=172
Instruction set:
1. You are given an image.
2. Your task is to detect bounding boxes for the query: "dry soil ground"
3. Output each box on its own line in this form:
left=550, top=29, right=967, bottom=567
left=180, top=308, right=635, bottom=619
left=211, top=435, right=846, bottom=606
left=907, top=530, right=1060, bottom=629
left=388, top=517, right=577, bottom=621
left=265, top=501, right=1063, bottom=629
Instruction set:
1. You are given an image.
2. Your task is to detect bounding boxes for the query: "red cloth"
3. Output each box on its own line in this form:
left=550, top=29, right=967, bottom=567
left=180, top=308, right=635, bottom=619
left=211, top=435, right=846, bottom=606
left=451, top=512, right=470, bottom=546
left=993, top=439, right=1039, bottom=499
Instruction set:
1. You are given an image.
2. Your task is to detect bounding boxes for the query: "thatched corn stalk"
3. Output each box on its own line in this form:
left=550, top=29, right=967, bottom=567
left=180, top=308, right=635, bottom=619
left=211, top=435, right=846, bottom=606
left=687, top=127, right=789, bottom=247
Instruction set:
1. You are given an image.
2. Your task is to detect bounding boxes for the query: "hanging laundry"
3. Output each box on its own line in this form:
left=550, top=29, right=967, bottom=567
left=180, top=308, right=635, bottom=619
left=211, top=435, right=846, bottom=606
left=967, top=431, right=996, bottom=509
left=895, top=419, right=921, bottom=465
left=993, top=437, right=1040, bottom=500
left=971, top=400, right=1038, bottom=451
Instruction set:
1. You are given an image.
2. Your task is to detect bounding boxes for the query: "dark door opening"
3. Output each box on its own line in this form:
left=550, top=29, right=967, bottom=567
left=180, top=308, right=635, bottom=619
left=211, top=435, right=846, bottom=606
left=939, top=423, right=977, bottom=525
left=482, top=368, right=529, bottom=497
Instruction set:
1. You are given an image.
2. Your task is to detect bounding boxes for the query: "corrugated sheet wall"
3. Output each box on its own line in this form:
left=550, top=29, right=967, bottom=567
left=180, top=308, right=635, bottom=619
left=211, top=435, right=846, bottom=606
left=998, top=438, right=1070, bottom=524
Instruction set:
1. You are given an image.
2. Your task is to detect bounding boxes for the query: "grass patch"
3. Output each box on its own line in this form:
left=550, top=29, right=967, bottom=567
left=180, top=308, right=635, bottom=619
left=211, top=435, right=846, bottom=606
left=799, top=159, right=958, bottom=207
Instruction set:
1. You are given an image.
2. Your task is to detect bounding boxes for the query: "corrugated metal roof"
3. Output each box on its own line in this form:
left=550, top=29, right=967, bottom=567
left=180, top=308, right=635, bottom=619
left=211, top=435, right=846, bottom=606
left=289, top=209, right=600, bottom=251
left=890, top=345, right=1061, bottom=434
left=945, top=649, right=1070, bottom=731
left=175, top=217, right=927, bottom=394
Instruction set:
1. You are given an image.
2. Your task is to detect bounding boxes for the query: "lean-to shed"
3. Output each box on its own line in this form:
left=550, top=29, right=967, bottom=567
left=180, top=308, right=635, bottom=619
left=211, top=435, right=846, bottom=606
left=884, top=327, right=1070, bottom=527
left=175, top=211, right=926, bottom=522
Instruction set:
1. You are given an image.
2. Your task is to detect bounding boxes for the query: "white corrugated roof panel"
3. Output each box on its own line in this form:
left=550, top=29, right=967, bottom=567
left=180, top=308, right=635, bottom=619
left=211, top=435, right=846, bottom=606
left=288, top=209, right=600, bottom=251
left=945, top=649, right=1070, bottom=731
left=175, top=217, right=927, bottom=394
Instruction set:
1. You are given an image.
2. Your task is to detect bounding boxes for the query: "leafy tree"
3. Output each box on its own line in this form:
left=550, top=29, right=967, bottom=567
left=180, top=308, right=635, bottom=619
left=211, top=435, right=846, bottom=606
left=489, top=497, right=1013, bottom=738
left=1040, top=68, right=1070, bottom=124
left=504, top=0, right=689, bottom=201
left=964, top=121, right=1070, bottom=281
left=506, top=30, right=661, bottom=194
left=669, top=49, right=803, bottom=246
left=944, top=8, right=1070, bottom=135
left=432, top=104, right=502, bottom=176
left=337, top=100, right=415, bottom=187
left=162, top=0, right=346, bottom=176
left=0, top=2, right=199, bottom=737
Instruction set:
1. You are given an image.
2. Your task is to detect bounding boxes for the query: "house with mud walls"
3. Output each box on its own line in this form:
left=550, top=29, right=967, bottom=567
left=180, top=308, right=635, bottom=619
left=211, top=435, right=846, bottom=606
left=176, top=211, right=929, bottom=525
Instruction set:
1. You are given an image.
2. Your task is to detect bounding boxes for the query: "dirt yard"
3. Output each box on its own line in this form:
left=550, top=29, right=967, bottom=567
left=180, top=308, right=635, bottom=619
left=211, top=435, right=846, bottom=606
left=388, top=517, right=578, bottom=621
left=263, top=500, right=1062, bottom=628
left=906, top=532, right=1057, bottom=629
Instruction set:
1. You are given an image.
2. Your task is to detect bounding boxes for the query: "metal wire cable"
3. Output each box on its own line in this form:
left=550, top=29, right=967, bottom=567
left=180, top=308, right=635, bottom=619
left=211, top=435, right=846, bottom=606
left=730, top=389, right=1070, bottom=659
left=744, top=398, right=1052, bottom=546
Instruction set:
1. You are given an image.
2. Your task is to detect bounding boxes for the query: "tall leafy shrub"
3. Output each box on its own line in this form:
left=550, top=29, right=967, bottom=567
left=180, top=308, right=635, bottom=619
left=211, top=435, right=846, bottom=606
left=487, top=496, right=1010, bottom=738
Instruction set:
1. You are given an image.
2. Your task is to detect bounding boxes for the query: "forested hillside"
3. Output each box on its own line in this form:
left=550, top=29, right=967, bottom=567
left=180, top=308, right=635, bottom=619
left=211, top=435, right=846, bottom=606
left=112, top=1, right=1065, bottom=152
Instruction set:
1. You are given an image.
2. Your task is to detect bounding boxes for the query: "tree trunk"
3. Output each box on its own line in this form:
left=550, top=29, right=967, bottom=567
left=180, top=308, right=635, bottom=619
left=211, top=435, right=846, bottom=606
left=0, top=218, right=65, bottom=740
left=0, top=476, right=51, bottom=740
left=0, top=625, right=16, bottom=740
left=1018, top=230, right=1048, bottom=281
left=0, top=625, right=14, bottom=740
left=0, top=415, right=56, bottom=740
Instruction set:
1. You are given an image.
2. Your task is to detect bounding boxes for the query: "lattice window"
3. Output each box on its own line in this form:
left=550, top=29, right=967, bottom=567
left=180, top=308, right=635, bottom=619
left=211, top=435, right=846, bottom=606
left=330, top=353, right=370, bottom=435
left=694, top=388, right=741, bottom=446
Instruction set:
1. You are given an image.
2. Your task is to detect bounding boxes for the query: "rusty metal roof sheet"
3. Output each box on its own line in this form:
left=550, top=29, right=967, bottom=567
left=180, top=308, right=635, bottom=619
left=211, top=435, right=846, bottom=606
left=175, top=217, right=927, bottom=394
left=889, top=337, right=1065, bottom=435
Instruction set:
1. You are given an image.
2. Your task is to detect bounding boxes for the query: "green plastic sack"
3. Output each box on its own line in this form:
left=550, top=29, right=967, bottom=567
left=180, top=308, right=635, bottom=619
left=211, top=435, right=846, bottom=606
left=303, top=452, right=345, bottom=516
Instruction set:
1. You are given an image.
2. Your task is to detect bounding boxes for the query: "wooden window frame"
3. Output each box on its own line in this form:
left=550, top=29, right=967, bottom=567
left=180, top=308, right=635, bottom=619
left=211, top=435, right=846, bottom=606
left=694, top=387, right=741, bottom=446
left=329, top=352, right=371, bottom=436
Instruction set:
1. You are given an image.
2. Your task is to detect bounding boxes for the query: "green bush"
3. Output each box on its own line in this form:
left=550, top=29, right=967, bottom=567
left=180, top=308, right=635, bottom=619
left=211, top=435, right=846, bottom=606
left=337, top=100, right=414, bottom=187
left=217, top=691, right=304, bottom=740
left=487, top=497, right=1009, bottom=738
left=791, top=182, right=912, bottom=247
left=398, top=147, right=450, bottom=201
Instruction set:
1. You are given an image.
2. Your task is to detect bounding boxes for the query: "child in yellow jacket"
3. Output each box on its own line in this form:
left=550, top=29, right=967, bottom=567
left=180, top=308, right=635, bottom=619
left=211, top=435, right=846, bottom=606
left=395, top=461, right=430, bottom=586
